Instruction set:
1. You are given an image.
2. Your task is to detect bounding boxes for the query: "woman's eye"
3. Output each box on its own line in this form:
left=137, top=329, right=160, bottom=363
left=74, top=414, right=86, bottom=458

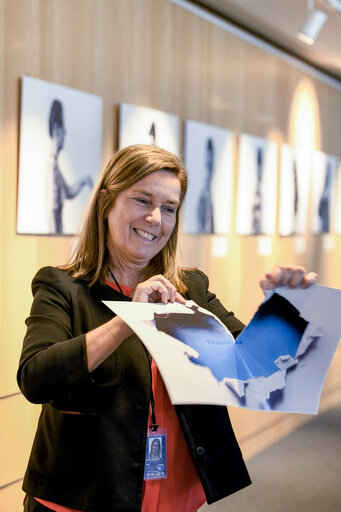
left=134, top=197, right=150, bottom=206
left=163, top=206, right=176, bottom=215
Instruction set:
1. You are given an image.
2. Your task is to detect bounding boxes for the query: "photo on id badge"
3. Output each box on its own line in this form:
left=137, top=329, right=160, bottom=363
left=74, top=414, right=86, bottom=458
left=144, top=430, right=167, bottom=480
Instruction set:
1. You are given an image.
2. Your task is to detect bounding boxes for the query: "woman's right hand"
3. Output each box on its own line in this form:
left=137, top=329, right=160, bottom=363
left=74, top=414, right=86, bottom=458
left=132, top=275, right=186, bottom=304
left=87, top=276, right=185, bottom=373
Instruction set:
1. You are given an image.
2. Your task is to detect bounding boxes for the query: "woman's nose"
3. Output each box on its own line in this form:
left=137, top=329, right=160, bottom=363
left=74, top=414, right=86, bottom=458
left=146, top=207, right=161, bottom=225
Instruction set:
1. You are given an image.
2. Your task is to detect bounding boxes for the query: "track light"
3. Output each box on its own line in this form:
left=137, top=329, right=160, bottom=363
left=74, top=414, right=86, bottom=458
left=297, top=0, right=328, bottom=44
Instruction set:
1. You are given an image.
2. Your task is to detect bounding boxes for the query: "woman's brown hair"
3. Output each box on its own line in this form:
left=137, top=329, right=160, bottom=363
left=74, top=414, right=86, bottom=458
left=62, top=144, right=188, bottom=293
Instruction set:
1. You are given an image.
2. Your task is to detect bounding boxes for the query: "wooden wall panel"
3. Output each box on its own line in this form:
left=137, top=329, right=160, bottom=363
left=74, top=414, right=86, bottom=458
left=1, top=0, right=341, bottom=508
left=0, top=395, right=39, bottom=487
left=0, top=481, right=25, bottom=512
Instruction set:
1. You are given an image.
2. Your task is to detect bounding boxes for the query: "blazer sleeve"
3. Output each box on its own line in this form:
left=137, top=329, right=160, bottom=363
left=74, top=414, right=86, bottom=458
left=17, top=267, right=92, bottom=404
left=183, top=269, right=245, bottom=338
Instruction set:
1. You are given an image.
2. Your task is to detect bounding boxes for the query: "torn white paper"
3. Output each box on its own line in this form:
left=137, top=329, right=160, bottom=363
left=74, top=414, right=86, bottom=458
left=103, top=283, right=341, bottom=414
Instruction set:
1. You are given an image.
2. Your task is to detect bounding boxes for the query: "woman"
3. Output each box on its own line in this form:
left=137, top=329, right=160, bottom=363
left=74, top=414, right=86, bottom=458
left=149, top=438, right=161, bottom=460
left=18, top=144, right=316, bottom=512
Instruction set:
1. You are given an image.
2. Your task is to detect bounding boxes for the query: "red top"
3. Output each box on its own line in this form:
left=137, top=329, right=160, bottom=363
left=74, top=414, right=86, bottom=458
left=35, top=281, right=206, bottom=512
left=142, top=359, right=206, bottom=512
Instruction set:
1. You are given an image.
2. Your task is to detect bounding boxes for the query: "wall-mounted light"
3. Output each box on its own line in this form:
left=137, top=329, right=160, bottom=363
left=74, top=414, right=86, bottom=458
left=297, top=0, right=328, bottom=44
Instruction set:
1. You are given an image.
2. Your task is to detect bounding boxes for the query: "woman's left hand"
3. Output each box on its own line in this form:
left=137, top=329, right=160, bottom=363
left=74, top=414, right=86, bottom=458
left=260, top=264, right=318, bottom=293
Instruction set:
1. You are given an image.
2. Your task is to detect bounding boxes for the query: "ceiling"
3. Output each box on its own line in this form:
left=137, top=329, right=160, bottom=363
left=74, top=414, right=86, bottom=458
left=194, top=0, right=341, bottom=82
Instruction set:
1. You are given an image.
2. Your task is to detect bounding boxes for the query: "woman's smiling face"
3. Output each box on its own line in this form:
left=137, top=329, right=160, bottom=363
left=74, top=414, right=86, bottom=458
left=107, top=170, right=181, bottom=269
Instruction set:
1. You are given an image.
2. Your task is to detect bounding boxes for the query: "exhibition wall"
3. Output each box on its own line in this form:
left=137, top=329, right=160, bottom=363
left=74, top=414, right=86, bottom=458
left=1, top=0, right=341, bottom=509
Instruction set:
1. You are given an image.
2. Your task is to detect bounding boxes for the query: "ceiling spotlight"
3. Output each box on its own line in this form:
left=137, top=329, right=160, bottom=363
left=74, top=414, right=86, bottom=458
left=297, top=0, right=328, bottom=44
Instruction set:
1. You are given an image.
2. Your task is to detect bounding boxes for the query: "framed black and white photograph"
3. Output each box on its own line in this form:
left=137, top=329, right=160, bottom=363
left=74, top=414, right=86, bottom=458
left=279, top=144, right=311, bottom=236
left=310, top=150, right=338, bottom=234
left=119, top=102, right=180, bottom=155
left=236, top=134, right=278, bottom=236
left=182, top=119, right=235, bottom=235
left=17, top=76, right=103, bottom=235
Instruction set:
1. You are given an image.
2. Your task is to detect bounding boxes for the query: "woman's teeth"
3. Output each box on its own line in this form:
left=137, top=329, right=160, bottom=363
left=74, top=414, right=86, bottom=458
left=135, top=229, right=155, bottom=240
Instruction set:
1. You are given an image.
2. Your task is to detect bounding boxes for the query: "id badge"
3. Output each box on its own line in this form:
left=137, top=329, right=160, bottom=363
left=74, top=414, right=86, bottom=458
left=144, top=428, right=167, bottom=480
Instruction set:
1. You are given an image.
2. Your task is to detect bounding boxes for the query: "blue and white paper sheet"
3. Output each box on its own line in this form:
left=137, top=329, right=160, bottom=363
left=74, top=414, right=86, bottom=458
left=103, top=284, right=341, bottom=414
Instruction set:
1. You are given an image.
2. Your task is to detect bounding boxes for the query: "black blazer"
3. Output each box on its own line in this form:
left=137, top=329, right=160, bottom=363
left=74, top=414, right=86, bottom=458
left=18, top=266, right=251, bottom=512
